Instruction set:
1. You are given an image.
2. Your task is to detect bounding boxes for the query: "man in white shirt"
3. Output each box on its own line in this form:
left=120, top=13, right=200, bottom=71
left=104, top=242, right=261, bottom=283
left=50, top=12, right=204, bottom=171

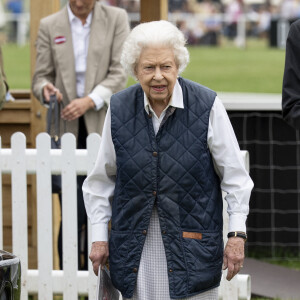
left=32, top=0, right=130, bottom=270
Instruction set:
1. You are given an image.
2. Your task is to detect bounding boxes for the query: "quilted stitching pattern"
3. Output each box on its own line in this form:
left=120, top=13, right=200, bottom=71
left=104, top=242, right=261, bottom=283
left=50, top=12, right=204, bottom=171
left=109, top=78, right=223, bottom=298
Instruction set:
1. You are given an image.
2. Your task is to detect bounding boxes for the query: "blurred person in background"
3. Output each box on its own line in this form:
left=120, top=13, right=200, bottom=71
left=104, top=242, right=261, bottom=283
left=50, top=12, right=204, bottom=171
left=113, top=0, right=140, bottom=12
left=224, top=0, right=244, bottom=40
left=280, top=0, right=299, bottom=22
left=32, top=0, right=130, bottom=271
left=0, top=47, right=8, bottom=109
left=169, top=0, right=188, bottom=12
left=6, top=0, right=23, bottom=42
left=201, top=1, right=222, bottom=46
left=83, top=20, right=253, bottom=300
left=255, top=4, right=271, bottom=38
left=0, top=0, right=6, bottom=29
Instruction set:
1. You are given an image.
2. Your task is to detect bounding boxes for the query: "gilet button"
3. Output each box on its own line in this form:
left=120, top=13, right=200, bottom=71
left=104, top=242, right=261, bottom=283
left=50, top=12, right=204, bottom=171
left=142, top=230, right=147, bottom=235
left=153, top=151, right=158, bottom=157
left=162, top=230, right=166, bottom=235
left=148, top=113, right=152, bottom=118
left=133, top=268, right=138, bottom=273
left=152, top=191, right=157, bottom=196
left=169, top=269, right=173, bottom=273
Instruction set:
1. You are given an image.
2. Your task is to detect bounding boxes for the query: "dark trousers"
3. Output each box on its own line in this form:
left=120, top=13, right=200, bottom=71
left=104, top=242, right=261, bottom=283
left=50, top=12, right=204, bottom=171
left=58, top=116, right=88, bottom=270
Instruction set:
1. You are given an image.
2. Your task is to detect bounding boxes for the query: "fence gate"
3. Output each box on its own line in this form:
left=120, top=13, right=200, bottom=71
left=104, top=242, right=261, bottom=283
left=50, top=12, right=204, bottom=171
left=0, top=132, right=100, bottom=299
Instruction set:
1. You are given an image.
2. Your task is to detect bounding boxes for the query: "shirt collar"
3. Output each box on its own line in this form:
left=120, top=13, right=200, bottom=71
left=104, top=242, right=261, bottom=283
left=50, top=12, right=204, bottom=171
left=67, top=3, right=93, bottom=26
left=144, top=79, right=184, bottom=114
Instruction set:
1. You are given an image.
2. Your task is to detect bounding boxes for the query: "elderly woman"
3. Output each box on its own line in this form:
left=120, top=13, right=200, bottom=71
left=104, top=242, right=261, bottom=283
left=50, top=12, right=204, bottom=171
left=83, top=20, right=253, bottom=300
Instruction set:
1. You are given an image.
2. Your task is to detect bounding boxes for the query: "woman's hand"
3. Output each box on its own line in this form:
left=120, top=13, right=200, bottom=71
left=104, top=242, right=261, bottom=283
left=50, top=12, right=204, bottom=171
left=89, top=241, right=109, bottom=276
left=223, top=237, right=245, bottom=281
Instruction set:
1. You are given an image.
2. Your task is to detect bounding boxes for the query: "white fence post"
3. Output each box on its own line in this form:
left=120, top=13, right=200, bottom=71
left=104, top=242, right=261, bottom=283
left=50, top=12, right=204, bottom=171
left=87, top=133, right=101, bottom=300
left=220, top=196, right=239, bottom=300
left=61, top=133, right=79, bottom=299
left=11, top=132, right=28, bottom=300
left=36, top=133, right=53, bottom=299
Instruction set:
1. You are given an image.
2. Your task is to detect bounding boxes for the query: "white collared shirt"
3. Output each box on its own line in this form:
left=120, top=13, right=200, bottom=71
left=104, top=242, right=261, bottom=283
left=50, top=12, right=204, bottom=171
left=144, top=80, right=184, bottom=134
left=82, top=80, right=254, bottom=242
left=67, top=4, right=104, bottom=110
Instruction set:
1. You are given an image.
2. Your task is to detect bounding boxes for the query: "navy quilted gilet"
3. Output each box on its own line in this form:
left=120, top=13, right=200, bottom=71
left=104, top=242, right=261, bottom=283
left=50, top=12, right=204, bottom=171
left=109, top=78, right=224, bottom=299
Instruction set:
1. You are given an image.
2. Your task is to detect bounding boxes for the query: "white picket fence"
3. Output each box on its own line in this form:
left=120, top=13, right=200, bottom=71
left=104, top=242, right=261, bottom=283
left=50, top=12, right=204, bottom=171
left=0, top=132, right=100, bottom=300
left=0, top=132, right=251, bottom=300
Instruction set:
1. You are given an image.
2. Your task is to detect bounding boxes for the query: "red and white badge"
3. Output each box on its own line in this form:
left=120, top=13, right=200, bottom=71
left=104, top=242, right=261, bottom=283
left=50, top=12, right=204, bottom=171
left=54, top=36, right=66, bottom=44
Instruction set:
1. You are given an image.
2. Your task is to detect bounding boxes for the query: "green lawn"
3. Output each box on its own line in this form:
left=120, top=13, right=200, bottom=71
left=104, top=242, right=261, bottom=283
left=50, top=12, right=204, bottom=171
left=265, top=259, right=300, bottom=271
left=183, top=41, right=285, bottom=93
left=2, top=43, right=31, bottom=90
left=2, top=38, right=285, bottom=93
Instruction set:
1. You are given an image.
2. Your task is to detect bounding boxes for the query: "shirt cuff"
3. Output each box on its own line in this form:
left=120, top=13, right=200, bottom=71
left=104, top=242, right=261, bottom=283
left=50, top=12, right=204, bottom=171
left=91, top=84, right=113, bottom=107
left=88, top=92, right=105, bottom=111
left=91, top=223, right=109, bottom=242
left=228, top=214, right=247, bottom=233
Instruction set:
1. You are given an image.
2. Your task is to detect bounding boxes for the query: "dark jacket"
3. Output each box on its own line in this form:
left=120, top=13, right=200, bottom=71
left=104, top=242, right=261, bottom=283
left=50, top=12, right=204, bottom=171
left=282, top=19, right=300, bottom=129
left=109, top=78, right=223, bottom=299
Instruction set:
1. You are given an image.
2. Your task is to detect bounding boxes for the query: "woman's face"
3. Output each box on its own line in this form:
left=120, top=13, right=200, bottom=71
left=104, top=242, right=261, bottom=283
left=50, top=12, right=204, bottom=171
left=135, top=46, right=179, bottom=108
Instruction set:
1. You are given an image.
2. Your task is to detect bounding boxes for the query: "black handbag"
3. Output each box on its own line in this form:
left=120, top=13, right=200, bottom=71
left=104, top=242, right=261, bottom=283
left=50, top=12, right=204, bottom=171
left=47, top=94, right=65, bottom=194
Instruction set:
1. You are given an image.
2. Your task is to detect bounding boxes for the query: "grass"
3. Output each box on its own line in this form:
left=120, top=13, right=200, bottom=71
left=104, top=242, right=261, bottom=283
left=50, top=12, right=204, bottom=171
left=183, top=40, right=285, bottom=93
left=252, top=298, right=281, bottom=300
left=264, top=259, right=300, bottom=271
left=247, top=246, right=300, bottom=271
left=1, top=43, right=31, bottom=89
left=2, top=38, right=285, bottom=93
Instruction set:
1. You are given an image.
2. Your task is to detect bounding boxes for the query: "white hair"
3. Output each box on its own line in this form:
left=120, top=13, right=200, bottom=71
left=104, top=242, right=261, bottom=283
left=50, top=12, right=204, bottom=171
left=121, top=20, right=190, bottom=79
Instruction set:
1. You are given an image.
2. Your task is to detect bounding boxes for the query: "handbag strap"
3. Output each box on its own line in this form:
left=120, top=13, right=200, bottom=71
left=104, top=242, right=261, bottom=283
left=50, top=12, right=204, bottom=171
left=46, top=94, right=66, bottom=140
